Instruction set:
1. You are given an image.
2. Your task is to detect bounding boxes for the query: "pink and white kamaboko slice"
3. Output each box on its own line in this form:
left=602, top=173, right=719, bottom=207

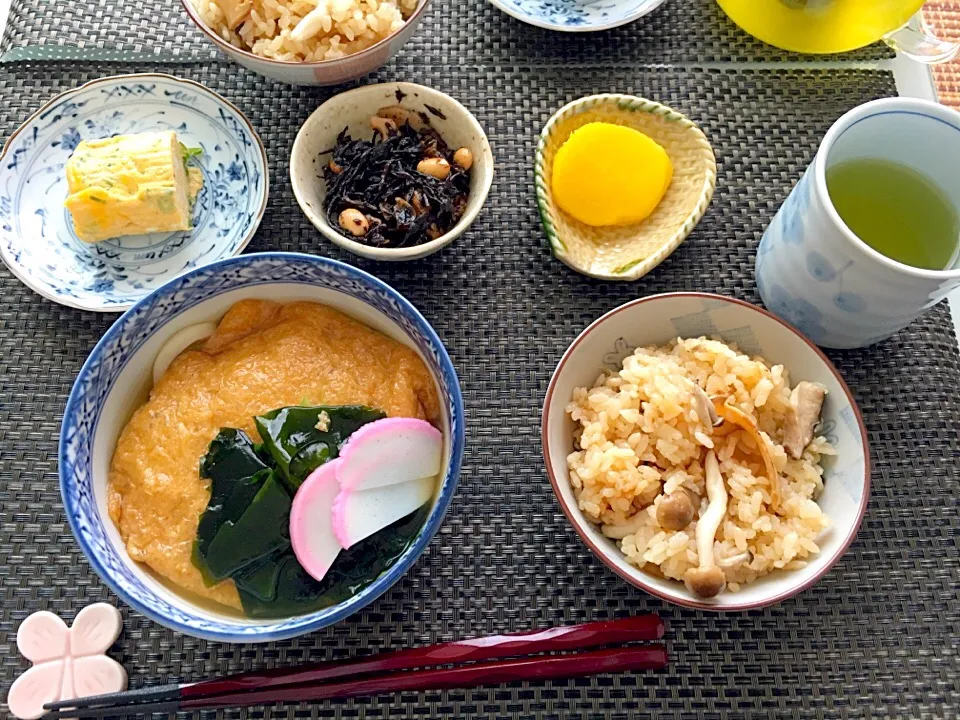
left=289, top=418, right=443, bottom=581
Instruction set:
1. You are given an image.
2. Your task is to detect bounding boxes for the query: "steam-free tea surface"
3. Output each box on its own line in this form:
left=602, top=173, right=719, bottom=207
left=826, top=157, right=960, bottom=270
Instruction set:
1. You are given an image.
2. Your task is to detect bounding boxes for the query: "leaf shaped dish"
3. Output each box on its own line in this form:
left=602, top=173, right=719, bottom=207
left=535, top=95, right=717, bottom=281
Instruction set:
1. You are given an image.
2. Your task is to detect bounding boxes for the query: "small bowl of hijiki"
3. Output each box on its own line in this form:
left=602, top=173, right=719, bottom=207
left=290, top=82, right=494, bottom=261
left=59, top=252, right=465, bottom=642
left=542, top=293, right=870, bottom=611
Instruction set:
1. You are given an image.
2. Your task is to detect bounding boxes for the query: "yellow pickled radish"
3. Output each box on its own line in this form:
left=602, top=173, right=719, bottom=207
left=551, top=122, right=673, bottom=227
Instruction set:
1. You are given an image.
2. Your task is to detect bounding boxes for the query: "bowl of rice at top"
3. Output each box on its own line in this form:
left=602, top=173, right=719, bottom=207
left=182, top=0, right=430, bottom=85
left=542, top=293, right=870, bottom=611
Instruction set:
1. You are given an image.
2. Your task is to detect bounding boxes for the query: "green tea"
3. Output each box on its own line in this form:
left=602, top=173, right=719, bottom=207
left=825, top=157, right=960, bottom=271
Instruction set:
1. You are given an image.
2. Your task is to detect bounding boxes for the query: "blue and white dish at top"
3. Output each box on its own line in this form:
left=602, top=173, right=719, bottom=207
left=0, top=73, right=268, bottom=312
left=59, top=252, right=465, bottom=642
left=487, top=0, right=665, bottom=32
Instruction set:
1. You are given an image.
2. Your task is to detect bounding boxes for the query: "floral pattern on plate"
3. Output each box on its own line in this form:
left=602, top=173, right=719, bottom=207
left=489, top=0, right=666, bottom=32
left=0, top=73, right=268, bottom=312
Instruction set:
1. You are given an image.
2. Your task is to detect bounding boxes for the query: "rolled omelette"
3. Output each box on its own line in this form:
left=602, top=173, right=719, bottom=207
left=64, top=130, right=203, bottom=243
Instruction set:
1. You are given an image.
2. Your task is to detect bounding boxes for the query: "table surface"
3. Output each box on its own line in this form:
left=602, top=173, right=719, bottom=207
left=1, top=3, right=959, bottom=720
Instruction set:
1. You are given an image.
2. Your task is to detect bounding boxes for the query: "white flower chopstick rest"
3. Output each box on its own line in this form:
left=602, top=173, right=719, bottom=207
left=8, top=604, right=127, bottom=720
left=290, top=418, right=443, bottom=581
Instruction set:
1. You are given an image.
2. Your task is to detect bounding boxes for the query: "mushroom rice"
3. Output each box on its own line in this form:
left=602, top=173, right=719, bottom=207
left=191, top=0, right=419, bottom=63
left=566, top=337, right=833, bottom=598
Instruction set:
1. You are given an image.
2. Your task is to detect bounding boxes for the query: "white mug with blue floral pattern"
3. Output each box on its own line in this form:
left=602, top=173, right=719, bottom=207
left=755, top=97, right=960, bottom=349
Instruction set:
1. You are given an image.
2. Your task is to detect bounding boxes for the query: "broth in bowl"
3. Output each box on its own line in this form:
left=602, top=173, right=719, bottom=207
left=108, top=298, right=442, bottom=619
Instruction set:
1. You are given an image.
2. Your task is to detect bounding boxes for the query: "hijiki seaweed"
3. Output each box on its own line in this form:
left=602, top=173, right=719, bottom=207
left=322, top=108, right=472, bottom=248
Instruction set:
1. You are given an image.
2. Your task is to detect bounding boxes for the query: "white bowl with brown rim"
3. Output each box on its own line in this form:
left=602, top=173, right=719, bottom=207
left=181, top=0, right=431, bottom=86
left=290, top=82, right=494, bottom=261
left=541, top=293, right=870, bottom=611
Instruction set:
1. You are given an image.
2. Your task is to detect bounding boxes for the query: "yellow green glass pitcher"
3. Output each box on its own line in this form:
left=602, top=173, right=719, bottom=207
left=717, top=0, right=960, bottom=62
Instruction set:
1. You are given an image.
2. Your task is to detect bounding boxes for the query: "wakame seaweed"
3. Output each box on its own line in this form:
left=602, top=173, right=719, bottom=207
left=192, top=428, right=271, bottom=584
left=202, top=469, right=291, bottom=583
left=322, top=122, right=470, bottom=249
left=254, top=405, right=385, bottom=491
left=237, top=504, right=430, bottom=619
left=192, top=405, right=426, bottom=618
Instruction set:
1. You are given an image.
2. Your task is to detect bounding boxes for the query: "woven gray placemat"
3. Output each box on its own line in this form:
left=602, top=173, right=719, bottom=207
left=1, top=61, right=957, bottom=719
left=0, top=0, right=893, bottom=64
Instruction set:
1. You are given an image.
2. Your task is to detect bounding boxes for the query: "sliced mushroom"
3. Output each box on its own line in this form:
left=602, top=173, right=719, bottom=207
left=690, top=383, right=720, bottom=428
left=289, top=0, right=330, bottom=41
left=783, top=381, right=828, bottom=460
left=686, top=565, right=726, bottom=599
left=683, top=450, right=728, bottom=599
left=712, top=397, right=782, bottom=511
left=216, top=0, right=252, bottom=28
left=601, top=512, right=647, bottom=540
left=716, top=550, right=752, bottom=570
left=656, top=488, right=697, bottom=531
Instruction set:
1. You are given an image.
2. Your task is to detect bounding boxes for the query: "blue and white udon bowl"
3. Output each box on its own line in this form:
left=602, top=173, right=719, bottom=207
left=0, top=73, right=268, bottom=312
left=59, top=253, right=465, bottom=642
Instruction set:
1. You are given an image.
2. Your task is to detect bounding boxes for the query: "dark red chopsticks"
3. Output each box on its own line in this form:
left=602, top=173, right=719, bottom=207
left=42, top=615, right=666, bottom=718
left=185, top=646, right=668, bottom=711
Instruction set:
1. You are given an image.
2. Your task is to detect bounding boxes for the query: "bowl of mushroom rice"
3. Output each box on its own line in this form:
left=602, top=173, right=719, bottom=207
left=182, top=0, right=431, bottom=86
left=541, top=293, right=870, bottom=611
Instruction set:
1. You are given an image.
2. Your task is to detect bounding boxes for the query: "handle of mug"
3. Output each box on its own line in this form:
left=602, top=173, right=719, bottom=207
left=883, top=13, right=960, bottom=64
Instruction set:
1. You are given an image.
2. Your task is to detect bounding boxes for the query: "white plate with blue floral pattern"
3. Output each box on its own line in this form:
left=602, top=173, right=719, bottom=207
left=0, top=73, right=268, bottom=312
left=487, top=0, right=665, bottom=32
